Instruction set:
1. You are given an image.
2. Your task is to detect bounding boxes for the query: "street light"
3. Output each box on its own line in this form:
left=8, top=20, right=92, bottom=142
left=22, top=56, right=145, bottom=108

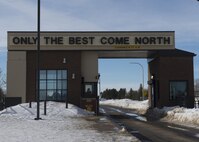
left=130, top=62, right=145, bottom=101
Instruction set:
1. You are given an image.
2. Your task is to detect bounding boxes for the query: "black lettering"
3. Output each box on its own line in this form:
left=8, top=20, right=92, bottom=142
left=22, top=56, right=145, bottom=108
left=32, top=37, right=38, bottom=44
left=101, top=37, right=130, bottom=45
left=13, top=37, right=20, bottom=44
left=108, top=37, right=114, bottom=44
left=13, top=37, right=38, bottom=45
left=45, top=37, right=63, bottom=45
left=135, top=37, right=142, bottom=44
left=101, top=37, right=107, bottom=44
left=115, top=37, right=123, bottom=44
left=123, top=37, right=129, bottom=44
left=82, top=37, right=88, bottom=44
left=150, top=37, right=156, bottom=44
left=28, top=37, right=35, bottom=44
left=50, top=37, right=57, bottom=44
left=57, top=37, right=63, bottom=44
left=75, top=37, right=81, bottom=44
left=157, top=37, right=163, bottom=44
left=142, top=37, right=149, bottom=44
left=21, top=37, right=28, bottom=44
left=164, top=37, right=170, bottom=44
left=69, top=37, right=75, bottom=44
left=89, top=37, right=95, bottom=44
left=114, top=37, right=124, bottom=44
left=44, top=37, right=50, bottom=44
left=69, top=37, right=95, bottom=44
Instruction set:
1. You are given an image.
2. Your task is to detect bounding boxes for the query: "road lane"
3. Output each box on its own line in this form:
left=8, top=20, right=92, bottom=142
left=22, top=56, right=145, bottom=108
left=100, top=105, right=199, bottom=142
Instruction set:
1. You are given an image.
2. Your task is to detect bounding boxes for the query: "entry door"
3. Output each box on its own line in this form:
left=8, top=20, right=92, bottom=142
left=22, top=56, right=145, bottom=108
left=39, top=70, right=67, bottom=102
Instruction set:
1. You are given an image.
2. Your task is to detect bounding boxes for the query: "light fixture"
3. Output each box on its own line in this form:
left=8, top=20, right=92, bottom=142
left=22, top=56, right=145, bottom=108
left=63, top=58, right=66, bottom=64
left=72, top=73, right=75, bottom=79
left=95, top=74, right=100, bottom=79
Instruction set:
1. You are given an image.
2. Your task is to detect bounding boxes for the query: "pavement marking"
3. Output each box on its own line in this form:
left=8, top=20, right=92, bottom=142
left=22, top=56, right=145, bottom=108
left=99, top=108, right=106, bottom=114
left=108, top=107, right=148, bottom=122
left=167, top=125, right=189, bottom=132
left=135, top=116, right=147, bottom=122
left=126, top=113, right=147, bottom=122
left=109, top=107, right=123, bottom=113
left=125, top=113, right=138, bottom=117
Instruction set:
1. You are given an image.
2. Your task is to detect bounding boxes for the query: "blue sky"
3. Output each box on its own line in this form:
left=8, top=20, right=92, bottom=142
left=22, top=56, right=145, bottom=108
left=0, top=0, right=199, bottom=91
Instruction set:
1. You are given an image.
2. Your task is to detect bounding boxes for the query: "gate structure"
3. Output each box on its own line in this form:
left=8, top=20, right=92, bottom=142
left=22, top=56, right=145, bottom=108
left=7, top=31, right=195, bottom=113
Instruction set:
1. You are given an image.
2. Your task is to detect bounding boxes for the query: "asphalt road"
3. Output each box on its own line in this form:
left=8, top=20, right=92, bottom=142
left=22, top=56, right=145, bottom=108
left=100, top=105, right=199, bottom=142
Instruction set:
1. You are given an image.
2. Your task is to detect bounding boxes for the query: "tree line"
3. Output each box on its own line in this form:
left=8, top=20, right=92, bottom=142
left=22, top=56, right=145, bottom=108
left=101, top=84, right=148, bottom=100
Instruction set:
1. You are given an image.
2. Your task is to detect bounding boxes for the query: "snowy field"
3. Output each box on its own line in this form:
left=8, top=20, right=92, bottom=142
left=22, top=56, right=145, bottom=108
left=100, top=99, right=199, bottom=128
left=0, top=102, right=139, bottom=142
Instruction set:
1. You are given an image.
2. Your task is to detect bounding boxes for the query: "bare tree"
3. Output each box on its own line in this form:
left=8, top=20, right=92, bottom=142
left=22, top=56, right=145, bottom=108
left=0, top=68, right=6, bottom=100
left=0, top=69, right=5, bottom=89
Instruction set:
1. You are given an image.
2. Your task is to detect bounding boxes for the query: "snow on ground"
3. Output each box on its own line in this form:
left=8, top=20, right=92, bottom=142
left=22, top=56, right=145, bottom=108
left=100, top=99, right=199, bottom=127
left=100, top=99, right=149, bottom=114
left=154, top=106, right=199, bottom=127
left=0, top=102, right=139, bottom=142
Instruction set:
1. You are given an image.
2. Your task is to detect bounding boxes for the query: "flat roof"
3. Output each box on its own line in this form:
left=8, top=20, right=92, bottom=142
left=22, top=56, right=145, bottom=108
left=98, top=49, right=196, bottom=58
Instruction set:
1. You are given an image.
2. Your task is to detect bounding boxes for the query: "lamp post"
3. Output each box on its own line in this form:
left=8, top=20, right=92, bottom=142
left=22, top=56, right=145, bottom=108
left=130, top=62, right=145, bottom=100
left=35, top=0, right=41, bottom=120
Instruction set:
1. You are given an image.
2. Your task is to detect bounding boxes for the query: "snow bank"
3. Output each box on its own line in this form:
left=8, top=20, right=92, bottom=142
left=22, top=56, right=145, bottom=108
left=100, top=99, right=199, bottom=127
left=154, top=106, right=199, bottom=126
left=0, top=101, right=138, bottom=142
left=0, top=101, right=92, bottom=120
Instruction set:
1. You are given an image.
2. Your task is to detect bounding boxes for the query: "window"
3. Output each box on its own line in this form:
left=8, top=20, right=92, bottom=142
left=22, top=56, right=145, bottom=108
left=85, top=84, right=93, bottom=94
left=39, top=70, right=67, bottom=101
left=169, top=81, right=187, bottom=101
left=83, top=83, right=97, bottom=97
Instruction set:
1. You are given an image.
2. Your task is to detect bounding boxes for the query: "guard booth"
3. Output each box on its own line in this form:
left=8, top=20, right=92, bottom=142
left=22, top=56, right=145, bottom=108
left=148, top=50, right=195, bottom=108
left=6, top=31, right=195, bottom=114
